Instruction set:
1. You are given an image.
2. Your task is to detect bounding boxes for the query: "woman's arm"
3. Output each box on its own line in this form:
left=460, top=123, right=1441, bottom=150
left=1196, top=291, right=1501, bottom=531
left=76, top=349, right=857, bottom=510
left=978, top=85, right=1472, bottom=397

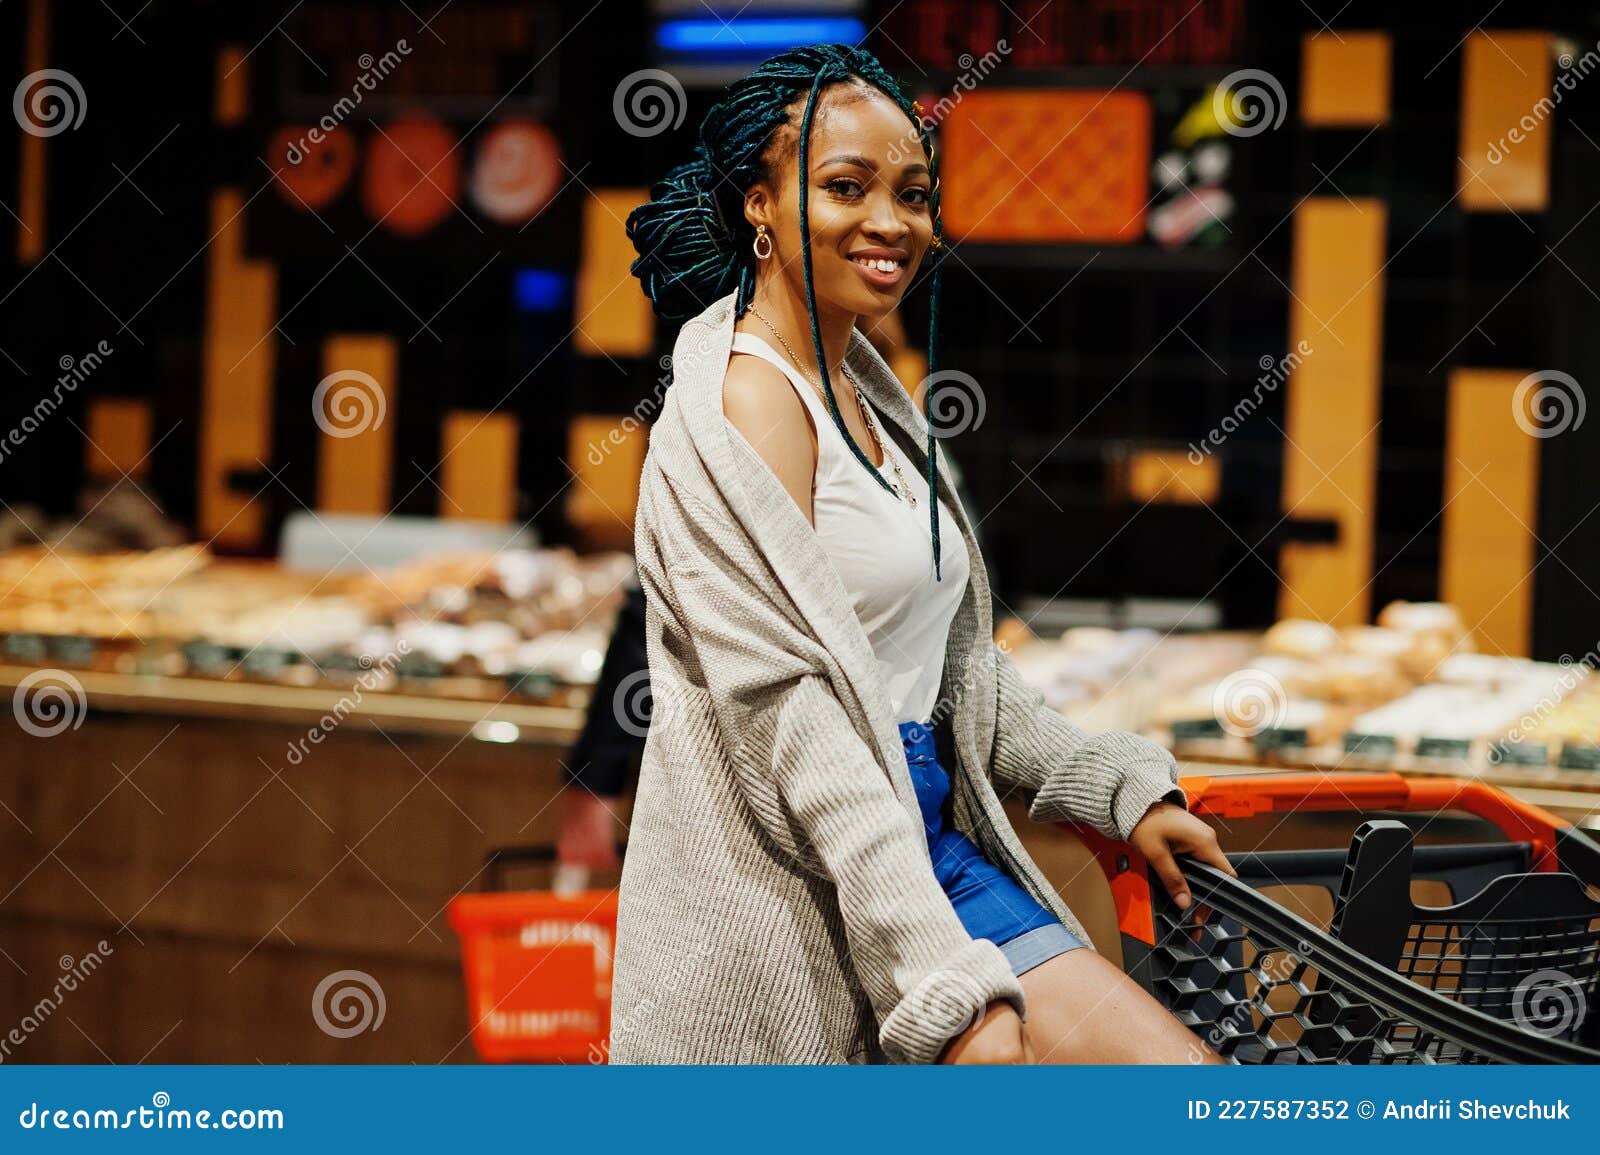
left=988, top=640, right=1185, bottom=840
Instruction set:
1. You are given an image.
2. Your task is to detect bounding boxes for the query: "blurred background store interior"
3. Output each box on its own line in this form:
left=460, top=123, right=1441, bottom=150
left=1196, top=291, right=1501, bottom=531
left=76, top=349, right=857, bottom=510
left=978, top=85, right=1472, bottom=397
left=2, top=0, right=1600, bottom=1062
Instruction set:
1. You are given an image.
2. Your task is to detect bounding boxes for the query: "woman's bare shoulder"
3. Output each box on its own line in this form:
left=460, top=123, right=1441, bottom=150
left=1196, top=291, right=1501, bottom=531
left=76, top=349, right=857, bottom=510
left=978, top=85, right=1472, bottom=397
left=721, top=354, right=817, bottom=522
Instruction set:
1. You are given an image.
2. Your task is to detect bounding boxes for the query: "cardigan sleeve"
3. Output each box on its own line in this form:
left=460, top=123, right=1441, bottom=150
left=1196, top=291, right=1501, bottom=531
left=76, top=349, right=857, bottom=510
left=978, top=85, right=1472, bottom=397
left=988, top=640, right=1185, bottom=841
left=636, top=483, right=1025, bottom=1065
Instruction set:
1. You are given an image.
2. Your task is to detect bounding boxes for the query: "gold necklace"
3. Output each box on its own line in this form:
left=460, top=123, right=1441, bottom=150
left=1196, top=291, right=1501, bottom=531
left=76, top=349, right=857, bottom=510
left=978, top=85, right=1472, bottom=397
left=745, top=305, right=917, bottom=508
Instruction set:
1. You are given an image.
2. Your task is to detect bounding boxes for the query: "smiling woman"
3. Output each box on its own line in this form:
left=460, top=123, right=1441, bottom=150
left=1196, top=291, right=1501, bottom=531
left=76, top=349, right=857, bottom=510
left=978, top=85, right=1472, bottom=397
left=615, top=44, right=1229, bottom=1067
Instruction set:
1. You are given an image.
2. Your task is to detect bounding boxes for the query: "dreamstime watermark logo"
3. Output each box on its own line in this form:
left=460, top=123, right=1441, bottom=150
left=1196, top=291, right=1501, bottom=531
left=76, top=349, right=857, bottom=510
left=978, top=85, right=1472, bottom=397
left=886, top=39, right=1012, bottom=165
left=1511, top=370, right=1585, bottom=438
left=1212, top=70, right=1287, bottom=138
left=1486, top=40, right=1600, bottom=166
left=13, top=69, right=86, bottom=137
left=312, top=369, right=387, bottom=438
left=913, top=370, right=986, bottom=438
left=613, top=70, right=686, bottom=138
left=1211, top=668, right=1288, bottom=737
left=1189, top=340, right=1312, bottom=463
left=1511, top=969, right=1587, bottom=1038
left=586, top=355, right=672, bottom=468
left=0, top=941, right=114, bottom=1063
left=1494, top=649, right=1593, bottom=756
left=611, top=668, right=658, bottom=739
left=311, top=969, right=386, bottom=1038
left=0, top=340, right=114, bottom=468
left=280, top=40, right=411, bottom=165
left=593, top=939, right=714, bottom=1062
left=12, top=669, right=87, bottom=738
left=1186, top=942, right=1311, bottom=1063
left=284, top=642, right=410, bottom=765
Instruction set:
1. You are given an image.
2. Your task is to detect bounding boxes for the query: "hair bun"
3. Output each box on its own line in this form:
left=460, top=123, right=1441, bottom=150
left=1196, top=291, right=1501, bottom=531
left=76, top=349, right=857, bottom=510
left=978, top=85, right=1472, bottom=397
left=627, top=151, right=745, bottom=322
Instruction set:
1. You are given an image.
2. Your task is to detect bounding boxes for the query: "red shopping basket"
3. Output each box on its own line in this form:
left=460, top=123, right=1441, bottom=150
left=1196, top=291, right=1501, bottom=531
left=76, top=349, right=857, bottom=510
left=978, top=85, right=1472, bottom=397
left=447, top=846, right=619, bottom=1063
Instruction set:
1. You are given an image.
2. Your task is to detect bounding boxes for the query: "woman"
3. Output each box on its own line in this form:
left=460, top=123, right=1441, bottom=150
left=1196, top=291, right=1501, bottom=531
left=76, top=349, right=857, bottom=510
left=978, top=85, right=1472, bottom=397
left=611, top=44, right=1233, bottom=1065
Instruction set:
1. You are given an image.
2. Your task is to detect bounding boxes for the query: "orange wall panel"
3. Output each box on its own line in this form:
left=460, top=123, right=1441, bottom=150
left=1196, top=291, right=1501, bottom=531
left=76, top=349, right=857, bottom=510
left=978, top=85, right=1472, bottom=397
left=198, top=189, right=278, bottom=548
left=942, top=90, right=1149, bottom=243
left=1459, top=31, right=1553, bottom=211
left=1301, top=32, right=1391, bottom=126
left=1278, top=199, right=1387, bottom=626
left=85, top=398, right=152, bottom=480
left=315, top=336, right=397, bottom=516
left=574, top=189, right=653, bottom=357
left=1440, top=370, right=1540, bottom=656
left=440, top=412, right=519, bottom=523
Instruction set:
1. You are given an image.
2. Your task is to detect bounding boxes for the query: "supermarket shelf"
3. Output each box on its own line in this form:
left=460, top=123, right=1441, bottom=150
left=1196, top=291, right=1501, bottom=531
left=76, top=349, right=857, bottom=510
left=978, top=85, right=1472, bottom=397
left=0, top=664, right=587, bottom=745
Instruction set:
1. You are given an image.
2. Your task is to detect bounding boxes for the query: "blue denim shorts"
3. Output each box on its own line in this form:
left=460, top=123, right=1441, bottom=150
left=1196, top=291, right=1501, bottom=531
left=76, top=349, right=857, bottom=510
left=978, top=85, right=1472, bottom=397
left=999, top=921, right=1085, bottom=977
left=899, top=718, right=1088, bottom=978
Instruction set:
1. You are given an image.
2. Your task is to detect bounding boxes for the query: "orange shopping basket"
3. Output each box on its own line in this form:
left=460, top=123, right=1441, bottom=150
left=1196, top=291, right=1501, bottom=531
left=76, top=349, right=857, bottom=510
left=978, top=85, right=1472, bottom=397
left=448, top=845, right=620, bottom=1063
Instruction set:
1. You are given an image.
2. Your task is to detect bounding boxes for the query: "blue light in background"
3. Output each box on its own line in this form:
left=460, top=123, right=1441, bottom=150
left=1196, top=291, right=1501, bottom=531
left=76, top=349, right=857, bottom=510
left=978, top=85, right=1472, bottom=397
left=656, top=17, right=868, bottom=55
left=513, top=269, right=570, bottom=314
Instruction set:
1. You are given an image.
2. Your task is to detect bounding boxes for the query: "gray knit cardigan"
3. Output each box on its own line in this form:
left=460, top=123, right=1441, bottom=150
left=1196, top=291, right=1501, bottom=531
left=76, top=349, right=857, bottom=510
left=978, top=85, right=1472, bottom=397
left=610, top=293, right=1183, bottom=1065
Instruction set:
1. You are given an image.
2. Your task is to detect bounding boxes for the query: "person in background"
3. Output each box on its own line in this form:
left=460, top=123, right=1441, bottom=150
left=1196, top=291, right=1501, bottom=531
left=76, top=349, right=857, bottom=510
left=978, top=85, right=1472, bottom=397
left=553, top=305, right=996, bottom=874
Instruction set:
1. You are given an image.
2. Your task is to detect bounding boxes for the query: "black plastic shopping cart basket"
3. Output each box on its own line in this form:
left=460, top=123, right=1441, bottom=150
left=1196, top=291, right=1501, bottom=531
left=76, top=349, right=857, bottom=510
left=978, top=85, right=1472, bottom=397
left=1072, top=772, right=1600, bottom=1064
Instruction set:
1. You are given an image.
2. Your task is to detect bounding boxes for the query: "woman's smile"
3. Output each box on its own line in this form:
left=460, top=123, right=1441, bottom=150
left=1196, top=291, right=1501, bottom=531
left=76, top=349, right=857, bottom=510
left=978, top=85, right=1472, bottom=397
left=848, top=245, right=909, bottom=289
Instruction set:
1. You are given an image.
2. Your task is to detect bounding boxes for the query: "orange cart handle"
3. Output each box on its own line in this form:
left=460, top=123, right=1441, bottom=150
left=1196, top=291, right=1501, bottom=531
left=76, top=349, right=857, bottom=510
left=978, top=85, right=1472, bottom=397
left=1174, top=771, right=1570, bottom=869
left=1064, top=772, right=1576, bottom=948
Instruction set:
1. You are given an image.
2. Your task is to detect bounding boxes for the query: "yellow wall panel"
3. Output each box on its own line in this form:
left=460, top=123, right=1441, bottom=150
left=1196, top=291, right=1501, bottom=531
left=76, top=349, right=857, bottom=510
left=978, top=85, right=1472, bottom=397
left=85, top=398, right=152, bottom=479
left=567, top=413, right=646, bottom=547
left=1279, top=199, right=1387, bottom=626
left=1459, top=31, right=1552, bottom=211
left=574, top=189, right=653, bottom=358
left=16, top=0, right=51, bottom=264
left=1440, top=370, right=1539, bottom=656
left=439, top=412, right=519, bottom=522
left=215, top=45, right=249, bottom=126
left=1301, top=32, right=1391, bottom=126
left=315, top=336, right=397, bottom=516
left=198, top=189, right=277, bottom=548
left=1126, top=450, right=1220, bottom=505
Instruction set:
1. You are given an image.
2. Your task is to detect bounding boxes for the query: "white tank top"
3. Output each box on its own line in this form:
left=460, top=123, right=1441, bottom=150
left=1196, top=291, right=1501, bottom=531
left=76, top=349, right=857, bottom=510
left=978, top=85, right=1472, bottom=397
left=730, top=332, right=971, bottom=724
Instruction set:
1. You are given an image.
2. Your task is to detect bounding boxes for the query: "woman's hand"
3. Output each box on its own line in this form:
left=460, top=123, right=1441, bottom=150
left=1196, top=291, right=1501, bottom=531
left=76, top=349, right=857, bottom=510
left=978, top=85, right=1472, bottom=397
left=556, top=790, right=621, bottom=871
left=938, top=999, right=1031, bottom=1065
left=1128, top=800, right=1235, bottom=910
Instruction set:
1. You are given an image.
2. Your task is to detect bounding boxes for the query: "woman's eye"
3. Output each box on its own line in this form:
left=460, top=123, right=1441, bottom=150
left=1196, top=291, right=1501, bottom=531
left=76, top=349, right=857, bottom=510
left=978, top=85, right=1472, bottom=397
left=901, top=187, right=931, bottom=206
left=824, top=178, right=864, bottom=198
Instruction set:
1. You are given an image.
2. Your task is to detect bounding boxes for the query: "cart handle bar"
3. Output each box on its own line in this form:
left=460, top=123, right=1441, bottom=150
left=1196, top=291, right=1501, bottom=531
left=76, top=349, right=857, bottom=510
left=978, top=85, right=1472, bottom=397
left=1176, top=772, right=1569, bottom=870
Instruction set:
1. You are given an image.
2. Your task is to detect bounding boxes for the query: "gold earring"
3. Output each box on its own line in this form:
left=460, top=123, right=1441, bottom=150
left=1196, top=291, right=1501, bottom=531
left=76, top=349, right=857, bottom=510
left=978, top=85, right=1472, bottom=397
left=753, top=224, right=773, bottom=260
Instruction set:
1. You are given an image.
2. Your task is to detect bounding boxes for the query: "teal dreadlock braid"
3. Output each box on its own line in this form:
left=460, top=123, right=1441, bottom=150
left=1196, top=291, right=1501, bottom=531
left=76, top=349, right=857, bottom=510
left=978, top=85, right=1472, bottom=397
left=628, top=44, right=951, bottom=581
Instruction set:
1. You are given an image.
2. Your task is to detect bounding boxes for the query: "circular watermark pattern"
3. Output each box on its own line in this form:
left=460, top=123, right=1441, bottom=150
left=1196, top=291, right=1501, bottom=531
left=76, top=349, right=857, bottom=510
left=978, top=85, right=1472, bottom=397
left=903, top=965, right=994, bottom=1054
left=915, top=370, right=987, bottom=438
left=1511, top=370, right=1585, bottom=438
left=612, top=668, right=655, bottom=739
left=613, top=69, right=686, bottom=139
left=151, top=1091, right=171, bottom=1109
left=1511, top=969, right=1586, bottom=1038
left=312, top=369, right=386, bottom=438
left=13, top=669, right=87, bottom=737
left=1212, top=70, right=1287, bottom=138
left=14, top=69, right=87, bottom=138
left=1210, top=668, right=1288, bottom=737
left=312, top=969, right=386, bottom=1038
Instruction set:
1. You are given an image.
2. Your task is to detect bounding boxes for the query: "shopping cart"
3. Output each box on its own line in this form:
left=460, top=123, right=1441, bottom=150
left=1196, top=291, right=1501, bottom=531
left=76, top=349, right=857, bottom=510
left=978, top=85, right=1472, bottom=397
left=1073, top=772, right=1600, bottom=1064
left=447, top=845, right=621, bottom=1064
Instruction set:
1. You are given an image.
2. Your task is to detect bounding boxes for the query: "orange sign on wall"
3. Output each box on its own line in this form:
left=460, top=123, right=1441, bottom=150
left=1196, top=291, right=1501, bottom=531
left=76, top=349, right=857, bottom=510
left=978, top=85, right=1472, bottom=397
left=940, top=90, right=1150, bottom=243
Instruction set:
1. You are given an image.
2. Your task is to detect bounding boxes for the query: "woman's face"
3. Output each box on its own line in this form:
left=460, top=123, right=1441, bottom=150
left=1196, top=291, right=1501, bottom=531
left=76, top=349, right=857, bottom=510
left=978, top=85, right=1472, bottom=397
left=750, top=86, right=935, bottom=319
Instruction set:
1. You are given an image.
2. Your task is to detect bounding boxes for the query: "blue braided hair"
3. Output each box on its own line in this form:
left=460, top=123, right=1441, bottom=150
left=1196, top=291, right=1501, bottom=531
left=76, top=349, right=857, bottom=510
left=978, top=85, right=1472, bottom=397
left=627, top=44, right=951, bottom=581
